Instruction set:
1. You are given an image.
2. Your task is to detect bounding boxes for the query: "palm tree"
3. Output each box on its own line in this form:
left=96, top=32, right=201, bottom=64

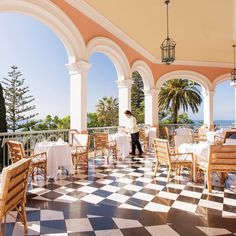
left=96, top=96, right=119, bottom=126
left=158, top=79, right=202, bottom=124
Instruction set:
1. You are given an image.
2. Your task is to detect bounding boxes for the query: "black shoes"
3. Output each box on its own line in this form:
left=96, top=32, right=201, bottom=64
left=129, top=151, right=144, bottom=156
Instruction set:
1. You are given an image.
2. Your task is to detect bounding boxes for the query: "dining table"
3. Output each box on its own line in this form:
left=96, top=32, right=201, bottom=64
left=178, top=141, right=210, bottom=182
left=147, top=127, right=157, bottom=149
left=109, top=132, right=130, bottom=157
left=34, top=140, right=74, bottom=179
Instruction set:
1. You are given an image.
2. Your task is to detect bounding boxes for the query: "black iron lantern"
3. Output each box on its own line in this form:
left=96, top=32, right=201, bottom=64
left=231, top=44, right=236, bottom=82
left=161, top=0, right=176, bottom=65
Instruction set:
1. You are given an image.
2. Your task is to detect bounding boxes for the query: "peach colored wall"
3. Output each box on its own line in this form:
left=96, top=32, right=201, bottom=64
left=51, top=0, right=231, bottom=84
left=153, top=64, right=231, bottom=82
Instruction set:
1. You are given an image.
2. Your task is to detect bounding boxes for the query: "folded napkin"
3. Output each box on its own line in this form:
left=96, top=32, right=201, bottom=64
left=40, top=140, right=49, bottom=145
left=57, top=138, right=65, bottom=144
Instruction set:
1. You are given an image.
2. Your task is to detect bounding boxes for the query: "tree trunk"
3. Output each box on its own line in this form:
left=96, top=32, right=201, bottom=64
left=172, top=104, right=178, bottom=124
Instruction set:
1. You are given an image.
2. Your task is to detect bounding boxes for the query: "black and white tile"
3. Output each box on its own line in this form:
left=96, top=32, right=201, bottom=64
left=2, top=153, right=236, bottom=235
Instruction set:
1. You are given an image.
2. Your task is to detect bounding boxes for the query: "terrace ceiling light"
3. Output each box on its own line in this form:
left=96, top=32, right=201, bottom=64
left=231, top=44, right=236, bottom=83
left=160, top=0, right=176, bottom=65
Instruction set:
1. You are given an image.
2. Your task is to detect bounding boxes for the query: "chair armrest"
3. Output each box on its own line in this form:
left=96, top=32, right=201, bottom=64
left=173, top=152, right=193, bottom=156
left=25, top=152, right=47, bottom=159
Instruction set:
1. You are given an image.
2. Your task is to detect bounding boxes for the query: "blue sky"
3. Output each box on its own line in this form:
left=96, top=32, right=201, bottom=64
left=0, top=13, right=234, bottom=121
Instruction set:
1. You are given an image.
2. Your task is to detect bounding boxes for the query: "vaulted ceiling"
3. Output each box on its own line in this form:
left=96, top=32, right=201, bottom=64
left=84, top=0, right=234, bottom=64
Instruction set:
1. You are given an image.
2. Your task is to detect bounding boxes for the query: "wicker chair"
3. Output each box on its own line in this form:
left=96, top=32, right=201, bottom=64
left=0, top=158, right=31, bottom=236
left=93, top=132, right=117, bottom=159
left=7, top=140, right=47, bottom=181
left=71, top=133, right=90, bottom=171
left=139, top=129, right=148, bottom=151
left=196, top=144, right=236, bottom=192
left=194, top=125, right=208, bottom=142
left=153, top=138, right=193, bottom=183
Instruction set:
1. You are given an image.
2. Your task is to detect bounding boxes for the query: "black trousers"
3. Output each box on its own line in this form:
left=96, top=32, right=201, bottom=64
left=131, top=132, right=142, bottom=155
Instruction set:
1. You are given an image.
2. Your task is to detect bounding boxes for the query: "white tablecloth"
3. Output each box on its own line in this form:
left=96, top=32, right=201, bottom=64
left=178, top=142, right=209, bottom=182
left=206, top=131, right=224, bottom=144
left=109, top=133, right=130, bottom=157
left=147, top=128, right=157, bottom=148
left=34, top=141, right=74, bottom=179
left=178, top=142, right=209, bottom=160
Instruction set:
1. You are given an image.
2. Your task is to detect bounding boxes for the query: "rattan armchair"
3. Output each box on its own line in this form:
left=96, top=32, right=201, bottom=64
left=93, top=132, right=117, bottom=159
left=139, top=129, right=148, bottom=151
left=70, top=133, right=90, bottom=171
left=0, top=158, right=31, bottom=236
left=194, top=125, right=208, bottom=142
left=196, top=144, right=236, bottom=192
left=7, top=140, right=47, bottom=181
left=153, top=138, right=193, bottom=183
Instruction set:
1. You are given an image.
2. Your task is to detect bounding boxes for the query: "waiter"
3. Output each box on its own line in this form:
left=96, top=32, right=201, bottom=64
left=124, top=110, right=143, bottom=156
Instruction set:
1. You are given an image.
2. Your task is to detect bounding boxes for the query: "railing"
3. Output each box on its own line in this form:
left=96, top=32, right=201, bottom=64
left=0, top=129, right=70, bottom=169
left=1, top=122, right=234, bottom=170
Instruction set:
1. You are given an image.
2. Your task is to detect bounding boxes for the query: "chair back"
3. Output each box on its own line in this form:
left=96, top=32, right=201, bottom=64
left=7, top=140, right=25, bottom=163
left=198, top=125, right=208, bottom=136
left=175, top=127, right=193, bottom=136
left=93, top=132, right=109, bottom=149
left=174, top=134, right=193, bottom=149
left=208, top=144, right=236, bottom=172
left=72, top=133, right=89, bottom=147
left=161, top=126, right=170, bottom=140
left=0, top=158, right=31, bottom=220
left=153, top=138, right=171, bottom=165
left=223, top=130, right=236, bottom=143
left=139, top=129, right=148, bottom=141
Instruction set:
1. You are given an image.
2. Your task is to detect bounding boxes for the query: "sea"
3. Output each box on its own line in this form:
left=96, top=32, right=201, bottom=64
left=193, top=120, right=235, bottom=129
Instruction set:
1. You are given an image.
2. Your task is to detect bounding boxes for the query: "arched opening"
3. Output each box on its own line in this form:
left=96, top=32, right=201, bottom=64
left=87, top=37, right=131, bottom=126
left=213, top=80, right=235, bottom=128
left=131, top=60, right=156, bottom=126
left=87, top=52, right=119, bottom=128
left=0, top=13, right=70, bottom=130
left=157, top=71, right=211, bottom=126
left=0, top=0, right=88, bottom=131
left=131, top=71, right=145, bottom=124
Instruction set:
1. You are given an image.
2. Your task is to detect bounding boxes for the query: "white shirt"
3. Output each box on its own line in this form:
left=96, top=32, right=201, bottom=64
left=125, top=116, right=139, bottom=134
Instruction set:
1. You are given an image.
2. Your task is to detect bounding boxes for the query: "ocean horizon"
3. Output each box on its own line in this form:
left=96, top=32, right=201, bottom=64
left=193, top=120, right=235, bottom=126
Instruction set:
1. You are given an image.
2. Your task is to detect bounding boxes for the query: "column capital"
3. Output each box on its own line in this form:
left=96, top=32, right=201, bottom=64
left=144, top=88, right=159, bottom=96
left=66, top=60, right=91, bottom=75
left=116, top=79, right=133, bottom=88
left=202, top=90, right=215, bottom=97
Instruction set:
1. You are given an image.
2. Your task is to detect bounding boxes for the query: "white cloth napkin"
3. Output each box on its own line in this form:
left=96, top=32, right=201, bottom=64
left=57, top=138, right=65, bottom=144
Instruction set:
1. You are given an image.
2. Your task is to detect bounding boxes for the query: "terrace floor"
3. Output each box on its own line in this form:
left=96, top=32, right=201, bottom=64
left=3, top=153, right=236, bottom=236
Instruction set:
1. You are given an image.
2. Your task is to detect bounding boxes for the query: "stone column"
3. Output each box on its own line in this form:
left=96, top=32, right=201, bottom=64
left=66, top=61, right=91, bottom=131
left=116, top=79, right=133, bottom=126
left=144, top=88, right=159, bottom=126
left=203, top=90, right=214, bottom=130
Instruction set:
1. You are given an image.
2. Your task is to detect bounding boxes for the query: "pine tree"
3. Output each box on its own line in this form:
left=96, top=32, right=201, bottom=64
left=131, top=71, right=144, bottom=124
left=2, top=66, right=38, bottom=132
left=0, top=83, right=7, bottom=132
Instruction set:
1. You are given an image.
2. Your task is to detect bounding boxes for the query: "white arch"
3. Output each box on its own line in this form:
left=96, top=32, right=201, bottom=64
left=156, top=70, right=213, bottom=92
left=131, top=60, right=154, bottom=90
left=87, top=37, right=130, bottom=79
left=0, top=0, right=87, bottom=63
left=213, top=73, right=231, bottom=89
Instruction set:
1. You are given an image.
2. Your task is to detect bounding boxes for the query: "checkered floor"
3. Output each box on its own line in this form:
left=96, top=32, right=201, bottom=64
left=3, top=153, right=236, bottom=235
